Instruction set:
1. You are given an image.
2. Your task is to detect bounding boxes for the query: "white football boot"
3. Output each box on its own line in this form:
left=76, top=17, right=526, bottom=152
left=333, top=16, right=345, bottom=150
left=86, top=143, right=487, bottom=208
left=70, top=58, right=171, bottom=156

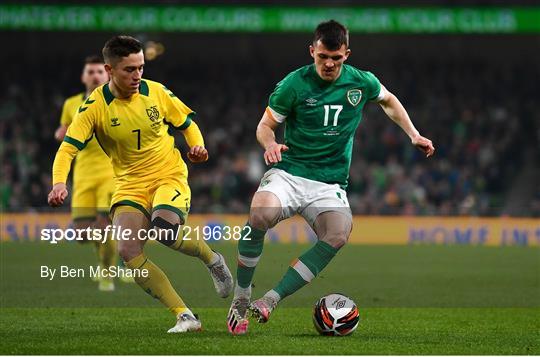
left=98, top=278, right=115, bottom=292
left=167, top=313, right=202, bottom=333
left=207, top=252, right=233, bottom=298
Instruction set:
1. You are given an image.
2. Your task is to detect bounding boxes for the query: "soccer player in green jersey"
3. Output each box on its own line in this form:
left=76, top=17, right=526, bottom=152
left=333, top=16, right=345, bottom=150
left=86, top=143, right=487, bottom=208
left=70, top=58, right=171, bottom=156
left=227, top=20, right=434, bottom=335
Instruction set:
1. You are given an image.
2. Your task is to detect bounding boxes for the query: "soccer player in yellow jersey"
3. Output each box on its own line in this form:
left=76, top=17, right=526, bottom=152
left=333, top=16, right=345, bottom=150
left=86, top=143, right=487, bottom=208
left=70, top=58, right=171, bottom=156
left=48, top=36, right=233, bottom=333
left=54, top=55, right=118, bottom=292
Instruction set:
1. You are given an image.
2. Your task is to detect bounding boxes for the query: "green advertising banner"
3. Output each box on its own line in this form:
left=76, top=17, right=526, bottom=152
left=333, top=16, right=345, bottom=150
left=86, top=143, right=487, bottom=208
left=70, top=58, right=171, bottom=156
left=1, top=5, right=539, bottom=33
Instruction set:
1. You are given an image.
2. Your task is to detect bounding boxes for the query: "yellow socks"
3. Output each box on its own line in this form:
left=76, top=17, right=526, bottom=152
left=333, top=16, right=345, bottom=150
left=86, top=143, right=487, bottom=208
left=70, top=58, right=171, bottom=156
left=126, top=253, right=188, bottom=315
left=97, top=239, right=117, bottom=272
left=171, top=238, right=216, bottom=265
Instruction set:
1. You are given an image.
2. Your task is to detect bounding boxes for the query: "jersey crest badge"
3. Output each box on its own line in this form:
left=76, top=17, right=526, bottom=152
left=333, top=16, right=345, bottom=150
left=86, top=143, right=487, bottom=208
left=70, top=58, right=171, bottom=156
left=347, top=89, right=362, bottom=107
left=146, top=105, right=160, bottom=122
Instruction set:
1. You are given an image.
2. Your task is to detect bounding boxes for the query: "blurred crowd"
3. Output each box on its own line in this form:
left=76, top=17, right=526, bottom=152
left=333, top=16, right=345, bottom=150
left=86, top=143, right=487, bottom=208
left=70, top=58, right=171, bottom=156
left=1, top=48, right=538, bottom=216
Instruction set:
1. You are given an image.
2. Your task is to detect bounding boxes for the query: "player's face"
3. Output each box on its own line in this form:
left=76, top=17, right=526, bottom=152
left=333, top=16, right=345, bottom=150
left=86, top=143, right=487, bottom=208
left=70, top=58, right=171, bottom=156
left=107, top=51, right=145, bottom=96
left=310, top=40, right=350, bottom=82
left=81, top=63, right=108, bottom=93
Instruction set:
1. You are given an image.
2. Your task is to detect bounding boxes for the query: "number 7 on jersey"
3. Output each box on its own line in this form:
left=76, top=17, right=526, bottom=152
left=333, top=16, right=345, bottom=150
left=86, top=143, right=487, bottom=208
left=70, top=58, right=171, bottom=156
left=132, top=129, right=141, bottom=150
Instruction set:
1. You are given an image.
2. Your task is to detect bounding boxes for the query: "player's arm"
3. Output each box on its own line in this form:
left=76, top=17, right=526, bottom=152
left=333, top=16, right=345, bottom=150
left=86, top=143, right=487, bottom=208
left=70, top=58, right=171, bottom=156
left=54, top=125, right=68, bottom=142
left=48, top=101, right=97, bottom=207
left=182, top=120, right=208, bottom=163
left=259, top=75, right=295, bottom=165
left=377, top=85, right=435, bottom=157
left=257, top=109, right=289, bottom=165
left=48, top=143, right=77, bottom=206
left=161, top=85, right=208, bottom=163
left=55, top=98, right=74, bottom=141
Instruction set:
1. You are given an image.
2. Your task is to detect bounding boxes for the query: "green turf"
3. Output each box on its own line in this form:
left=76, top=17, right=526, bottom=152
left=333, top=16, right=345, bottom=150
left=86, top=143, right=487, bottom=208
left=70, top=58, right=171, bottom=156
left=1, top=242, right=539, bottom=354
left=1, top=307, right=538, bottom=355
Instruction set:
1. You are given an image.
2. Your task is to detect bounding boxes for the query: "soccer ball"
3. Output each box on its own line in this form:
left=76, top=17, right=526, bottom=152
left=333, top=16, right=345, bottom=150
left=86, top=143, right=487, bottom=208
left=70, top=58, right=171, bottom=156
left=312, top=293, right=359, bottom=336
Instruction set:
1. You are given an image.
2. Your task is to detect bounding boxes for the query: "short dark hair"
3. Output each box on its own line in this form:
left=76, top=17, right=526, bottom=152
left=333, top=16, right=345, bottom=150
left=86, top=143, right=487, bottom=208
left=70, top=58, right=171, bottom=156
left=313, top=20, right=349, bottom=50
left=84, top=55, right=104, bottom=65
left=102, top=35, right=143, bottom=65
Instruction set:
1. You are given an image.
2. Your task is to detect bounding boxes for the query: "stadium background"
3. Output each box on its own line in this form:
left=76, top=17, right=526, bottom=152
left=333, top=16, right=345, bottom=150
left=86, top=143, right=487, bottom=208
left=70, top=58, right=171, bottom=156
left=0, top=1, right=539, bottom=355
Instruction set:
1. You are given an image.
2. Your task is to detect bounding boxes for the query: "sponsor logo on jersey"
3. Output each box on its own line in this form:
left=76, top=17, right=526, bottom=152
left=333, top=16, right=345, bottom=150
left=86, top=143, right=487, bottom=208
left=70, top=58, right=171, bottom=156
left=323, top=130, right=340, bottom=136
left=305, top=98, right=318, bottom=106
left=146, top=105, right=160, bottom=122
left=347, top=89, right=362, bottom=106
left=110, top=118, right=120, bottom=127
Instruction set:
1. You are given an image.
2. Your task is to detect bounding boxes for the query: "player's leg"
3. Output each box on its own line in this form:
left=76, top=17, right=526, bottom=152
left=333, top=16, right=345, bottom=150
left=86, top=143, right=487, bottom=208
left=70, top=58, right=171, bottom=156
left=236, top=192, right=282, bottom=295
left=71, top=180, right=97, bottom=242
left=72, top=181, right=113, bottom=289
left=251, top=182, right=351, bottom=323
left=236, top=169, right=291, bottom=298
left=88, top=178, right=116, bottom=290
left=229, top=169, right=292, bottom=334
left=73, top=214, right=116, bottom=291
left=72, top=218, right=100, bottom=277
left=92, top=212, right=117, bottom=291
left=146, top=207, right=202, bottom=332
left=96, top=177, right=130, bottom=284
left=271, top=211, right=350, bottom=299
left=227, top=191, right=282, bottom=335
left=114, top=204, right=200, bottom=333
left=151, top=181, right=233, bottom=299
left=72, top=217, right=102, bottom=283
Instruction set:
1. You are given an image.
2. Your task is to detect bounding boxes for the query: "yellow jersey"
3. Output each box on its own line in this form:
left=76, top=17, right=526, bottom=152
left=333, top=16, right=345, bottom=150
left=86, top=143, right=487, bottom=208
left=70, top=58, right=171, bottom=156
left=62, top=79, right=196, bottom=187
left=60, top=92, right=114, bottom=183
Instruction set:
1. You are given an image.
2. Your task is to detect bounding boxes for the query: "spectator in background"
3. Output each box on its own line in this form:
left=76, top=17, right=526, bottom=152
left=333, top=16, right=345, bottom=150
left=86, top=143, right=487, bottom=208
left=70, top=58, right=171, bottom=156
left=1, top=46, right=537, bottom=217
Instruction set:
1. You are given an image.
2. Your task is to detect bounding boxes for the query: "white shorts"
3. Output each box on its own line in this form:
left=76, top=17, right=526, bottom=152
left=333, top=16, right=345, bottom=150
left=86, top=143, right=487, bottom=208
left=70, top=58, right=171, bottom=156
left=256, top=168, right=352, bottom=227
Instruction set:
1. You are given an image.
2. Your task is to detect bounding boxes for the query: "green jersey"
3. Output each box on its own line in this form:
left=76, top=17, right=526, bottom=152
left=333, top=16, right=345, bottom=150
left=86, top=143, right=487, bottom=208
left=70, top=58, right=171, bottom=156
left=268, top=64, right=383, bottom=188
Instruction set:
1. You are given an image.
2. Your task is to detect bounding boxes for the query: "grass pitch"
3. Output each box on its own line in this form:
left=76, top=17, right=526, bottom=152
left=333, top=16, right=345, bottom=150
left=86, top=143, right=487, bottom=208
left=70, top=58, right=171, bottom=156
left=1, top=242, right=539, bottom=354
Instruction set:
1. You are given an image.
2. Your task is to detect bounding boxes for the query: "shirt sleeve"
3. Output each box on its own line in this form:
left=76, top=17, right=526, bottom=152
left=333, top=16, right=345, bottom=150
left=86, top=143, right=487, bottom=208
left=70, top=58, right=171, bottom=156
left=182, top=120, right=205, bottom=148
left=52, top=96, right=98, bottom=184
left=63, top=96, right=97, bottom=150
left=52, top=142, right=78, bottom=185
left=365, top=71, right=385, bottom=102
left=267, top=74, right=297, bottom=123
left=160, top=85, right=195, bottom=130
left=59, top=97, right=75, bottom=126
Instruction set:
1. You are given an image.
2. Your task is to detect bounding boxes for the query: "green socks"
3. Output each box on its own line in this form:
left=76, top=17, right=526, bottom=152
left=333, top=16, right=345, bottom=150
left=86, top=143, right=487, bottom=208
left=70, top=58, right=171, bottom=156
left=236, top=224, right=340, bottom=303
left=236, top=224, right=266, bottom=291
left=273, top=240, right=339, bottom=299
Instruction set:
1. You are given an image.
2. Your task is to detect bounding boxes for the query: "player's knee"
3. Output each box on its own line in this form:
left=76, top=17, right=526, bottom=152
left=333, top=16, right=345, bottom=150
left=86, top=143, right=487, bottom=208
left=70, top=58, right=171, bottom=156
left=73, top=219, right=92, bottom=231
left=322, top=231, right=349, bottom=249
left=72, top=219, right=93, bottom=242
left=94, top=213, right=110, bottom=231
left=249, top=208, right=280, bottom=231
left=151, top=216, right=181, bottom=247
left=118, top=241, right=142, bottom=262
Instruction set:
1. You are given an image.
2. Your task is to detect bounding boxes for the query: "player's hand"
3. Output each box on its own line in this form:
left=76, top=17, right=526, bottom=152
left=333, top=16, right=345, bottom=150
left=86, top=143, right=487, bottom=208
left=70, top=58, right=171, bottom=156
left=187, top=145, right=209, bottom=163
left=54, top=126, right=67, bottom=142
left=264, top=143, right=289, bottom=165
left=411, top=134, right=435, bottom=158
left=48, top=183, right=68, bottom=207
